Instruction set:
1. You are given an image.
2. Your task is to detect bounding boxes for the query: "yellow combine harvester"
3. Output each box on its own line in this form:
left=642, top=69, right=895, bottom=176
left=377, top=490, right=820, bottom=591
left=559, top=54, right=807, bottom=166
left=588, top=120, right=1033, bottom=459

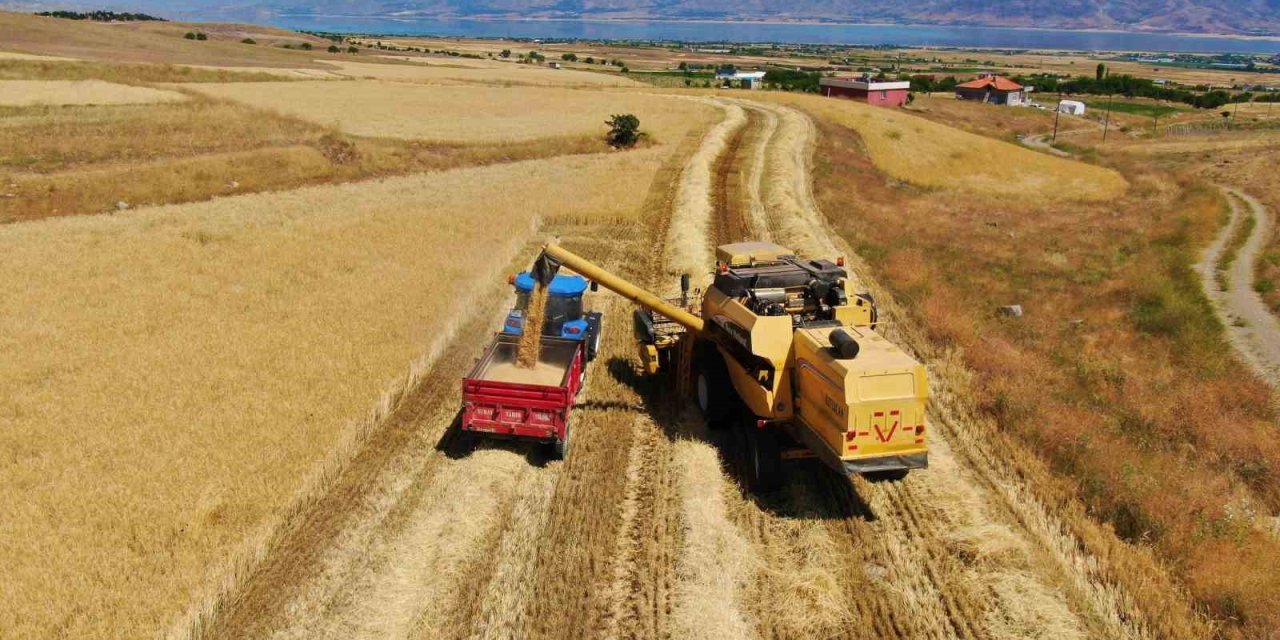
left=533, top=241, right=928, bottom=491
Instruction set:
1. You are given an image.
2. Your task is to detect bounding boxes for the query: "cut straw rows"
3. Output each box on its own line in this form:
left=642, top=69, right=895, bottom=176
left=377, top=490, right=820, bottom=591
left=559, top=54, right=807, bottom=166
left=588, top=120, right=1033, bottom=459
left=665, top=98, right=747, bottom=284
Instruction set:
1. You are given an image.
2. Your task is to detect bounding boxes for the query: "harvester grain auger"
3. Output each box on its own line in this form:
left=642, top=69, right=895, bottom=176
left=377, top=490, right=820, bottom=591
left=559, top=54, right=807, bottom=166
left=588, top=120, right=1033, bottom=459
left=532, top=241, right=928, bottom=492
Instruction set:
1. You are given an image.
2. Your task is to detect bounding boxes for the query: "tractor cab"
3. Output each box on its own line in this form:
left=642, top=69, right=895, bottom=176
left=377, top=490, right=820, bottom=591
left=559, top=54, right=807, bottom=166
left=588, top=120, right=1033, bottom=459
left=504, top=271, right=603, bottom=360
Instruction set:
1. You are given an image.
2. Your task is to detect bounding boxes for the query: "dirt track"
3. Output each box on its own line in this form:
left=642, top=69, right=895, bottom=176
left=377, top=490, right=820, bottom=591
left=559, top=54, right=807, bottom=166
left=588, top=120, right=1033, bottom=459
left=1198, top=187, right=1280, bottom=388
left=188, top=96, right=1205, bottom=640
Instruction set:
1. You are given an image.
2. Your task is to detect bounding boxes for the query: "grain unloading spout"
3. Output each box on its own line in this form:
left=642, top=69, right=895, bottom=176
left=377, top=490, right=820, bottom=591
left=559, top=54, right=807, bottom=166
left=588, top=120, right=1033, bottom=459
left=536, top=243, right=706, bottom=333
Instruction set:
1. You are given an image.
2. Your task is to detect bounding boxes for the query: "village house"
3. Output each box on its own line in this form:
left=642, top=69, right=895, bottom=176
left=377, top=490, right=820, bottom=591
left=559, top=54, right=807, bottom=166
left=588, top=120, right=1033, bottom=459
left=818, top=74, right=911, bottom=107
left=715, top=67, right=767, bottom=89
left=955, top=73, right=1029, bottom=106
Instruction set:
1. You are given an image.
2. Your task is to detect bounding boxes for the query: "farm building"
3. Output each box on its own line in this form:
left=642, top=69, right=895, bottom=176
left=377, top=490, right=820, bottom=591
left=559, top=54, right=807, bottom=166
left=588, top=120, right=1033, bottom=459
left=955, top=74, right=1029, bottom=106
left=819, top=75, right=911, bottom=107
left=715, top=68, right=767, bottom=89
left=1057, top=100, right=1086, bottom=115
left=547, top=61, right=562, bottom=70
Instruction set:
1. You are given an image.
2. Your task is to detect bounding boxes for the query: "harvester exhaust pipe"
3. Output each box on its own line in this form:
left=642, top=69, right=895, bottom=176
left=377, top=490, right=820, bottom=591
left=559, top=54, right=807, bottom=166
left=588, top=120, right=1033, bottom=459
left=533, top=243, right=706, bottom=333
left=680, top=273, right=691, bottom=306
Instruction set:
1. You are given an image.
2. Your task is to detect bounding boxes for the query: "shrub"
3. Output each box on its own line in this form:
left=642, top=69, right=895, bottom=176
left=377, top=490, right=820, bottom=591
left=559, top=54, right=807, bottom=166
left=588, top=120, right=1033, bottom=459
left=347, top=46, right=358, bottom=54
left=301, top=42, right=312, bottom=51
left=195, top=32, right=207, bottom=41
left=606, top=113, right=642, bottom=148
left=561, top=53, right=577, bottom=62
left=241, top=38, right=256, bottom=45
left=327, top=45, right=340, bottom=53
left=184, top=32, right=196, bottom=40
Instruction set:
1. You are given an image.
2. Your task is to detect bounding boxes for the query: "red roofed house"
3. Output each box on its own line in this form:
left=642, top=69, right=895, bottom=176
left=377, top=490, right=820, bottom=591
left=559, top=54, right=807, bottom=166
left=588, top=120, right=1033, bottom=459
left=955, top=73, right=1028, bottom=106
left=819, top=74, right=911, bottom=107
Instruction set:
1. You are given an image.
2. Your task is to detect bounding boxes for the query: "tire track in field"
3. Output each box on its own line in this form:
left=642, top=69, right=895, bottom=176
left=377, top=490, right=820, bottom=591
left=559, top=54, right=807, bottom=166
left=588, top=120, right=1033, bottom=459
left=514, top=99, right=746, bottom=640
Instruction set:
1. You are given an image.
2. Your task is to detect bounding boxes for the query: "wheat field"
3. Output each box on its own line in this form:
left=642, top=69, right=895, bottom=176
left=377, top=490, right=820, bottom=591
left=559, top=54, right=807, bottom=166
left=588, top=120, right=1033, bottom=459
left=0, top=147, right=674, bottom=639
left=0, top=79, right=186, bottom=105
left=184, top=81, right=709, bottom=143
left=754, top=92, right=1128, bottom=202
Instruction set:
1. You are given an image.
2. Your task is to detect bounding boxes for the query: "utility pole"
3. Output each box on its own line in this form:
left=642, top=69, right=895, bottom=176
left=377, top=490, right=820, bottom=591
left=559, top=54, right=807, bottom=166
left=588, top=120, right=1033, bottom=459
left=1052, top=103, right=1062, bottom=144
left=1102, top=93, right=1114, bottom=143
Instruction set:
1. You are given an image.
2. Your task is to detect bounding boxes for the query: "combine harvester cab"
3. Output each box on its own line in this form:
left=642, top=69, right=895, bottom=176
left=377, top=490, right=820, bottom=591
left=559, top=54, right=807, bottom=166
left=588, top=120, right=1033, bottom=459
left=460, top=270, right=603, bottom=459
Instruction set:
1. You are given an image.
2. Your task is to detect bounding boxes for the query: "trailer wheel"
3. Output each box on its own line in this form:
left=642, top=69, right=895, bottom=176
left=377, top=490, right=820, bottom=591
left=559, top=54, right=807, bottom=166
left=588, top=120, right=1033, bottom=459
left=552, top=425, right=571, bottom=461
left=695, top=349, right=732, bottom=429
left=745, top=426, right=783, bottom=493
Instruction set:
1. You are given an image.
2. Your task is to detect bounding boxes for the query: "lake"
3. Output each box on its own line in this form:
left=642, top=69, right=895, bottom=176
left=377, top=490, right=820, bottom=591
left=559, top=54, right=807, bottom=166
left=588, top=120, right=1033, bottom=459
left=265, top=16, right=1280, bottom=54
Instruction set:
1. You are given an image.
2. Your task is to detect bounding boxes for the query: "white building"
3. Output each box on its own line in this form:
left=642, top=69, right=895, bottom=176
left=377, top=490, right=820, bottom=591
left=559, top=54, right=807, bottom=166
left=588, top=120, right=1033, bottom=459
left=1057, top=100, right=1086, bottom=116
left=715, top=69, right=767, bottom=89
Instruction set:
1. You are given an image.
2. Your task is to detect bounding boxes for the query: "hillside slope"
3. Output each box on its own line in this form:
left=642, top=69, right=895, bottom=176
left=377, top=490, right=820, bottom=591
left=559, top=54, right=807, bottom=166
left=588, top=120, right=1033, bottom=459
left=22, top=0, right=1280, bottom=35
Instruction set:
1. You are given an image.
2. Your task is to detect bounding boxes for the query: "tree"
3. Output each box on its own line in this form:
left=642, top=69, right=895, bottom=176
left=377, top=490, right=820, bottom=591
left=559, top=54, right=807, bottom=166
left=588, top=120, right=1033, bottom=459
left=678, top=61, right=688, bottom=71
left=1096, top=63, right=1106, bottom=81
left=184, top=32, right=196, bottom=40
left=301, top=42, right=312, bottom=51
left=584, top=56, right=595, bottom=64
left=606, top=114, right=642, bottom=148
left=195, top=32, right=207, bottom=41
left=561, top=52, right=578, bottom=62
left=328, top=45, right=340, bottom=53
left=347, top=46, right=359, bottom=54
left=499, top=49, right=511, bottom=58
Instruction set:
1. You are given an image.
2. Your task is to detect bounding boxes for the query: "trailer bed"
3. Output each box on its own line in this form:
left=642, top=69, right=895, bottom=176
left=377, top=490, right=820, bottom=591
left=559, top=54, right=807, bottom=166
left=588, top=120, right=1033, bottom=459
left=461, top=334, right=585, bottom=456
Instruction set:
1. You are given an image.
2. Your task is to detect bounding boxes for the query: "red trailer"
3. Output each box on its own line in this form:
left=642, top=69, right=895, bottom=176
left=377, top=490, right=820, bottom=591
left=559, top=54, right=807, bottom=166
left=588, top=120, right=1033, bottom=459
left=460, top=333, right=586, bottom=458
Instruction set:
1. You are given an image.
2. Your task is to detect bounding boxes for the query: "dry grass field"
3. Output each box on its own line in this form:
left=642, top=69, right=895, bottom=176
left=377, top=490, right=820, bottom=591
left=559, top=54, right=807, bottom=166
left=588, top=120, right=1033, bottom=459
left=752, top=91, right=1128, bottom=201
left=0, top=147, right=676, bottom=639
left=807, top=105, right=1280, bottom=638
left=184, top=81, right=707, bottom=143
left=0, top=10, right=335, bottom=68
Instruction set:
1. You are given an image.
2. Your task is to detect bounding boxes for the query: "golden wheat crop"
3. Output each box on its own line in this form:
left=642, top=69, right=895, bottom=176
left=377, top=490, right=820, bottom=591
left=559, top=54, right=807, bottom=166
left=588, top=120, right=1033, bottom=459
left=183, top=81, right=710, bottom=143
left=0, top=79, right=186, bottom=105
left=753, top=92, right=1128, bottom=202
left=326, top=58, right=638, bottom=87
left=0, top=146, right=672, bottom=639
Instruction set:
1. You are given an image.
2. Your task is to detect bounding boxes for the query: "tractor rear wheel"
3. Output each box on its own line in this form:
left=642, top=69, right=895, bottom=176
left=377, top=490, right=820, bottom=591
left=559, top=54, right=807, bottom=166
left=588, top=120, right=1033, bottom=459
left=745, top=425, right=783, bottom=493
left=695, top=349, right=732, bottom=429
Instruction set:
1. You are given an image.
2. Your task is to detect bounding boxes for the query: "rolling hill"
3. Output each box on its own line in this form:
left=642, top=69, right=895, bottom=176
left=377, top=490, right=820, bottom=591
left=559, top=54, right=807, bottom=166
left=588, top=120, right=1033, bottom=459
left=7, top=0, right=1280, bottom=35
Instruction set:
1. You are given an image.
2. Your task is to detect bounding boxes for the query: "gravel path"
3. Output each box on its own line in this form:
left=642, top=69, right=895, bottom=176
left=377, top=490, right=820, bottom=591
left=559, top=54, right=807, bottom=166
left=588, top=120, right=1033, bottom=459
left=1197, top=186, right=1280, bottom=387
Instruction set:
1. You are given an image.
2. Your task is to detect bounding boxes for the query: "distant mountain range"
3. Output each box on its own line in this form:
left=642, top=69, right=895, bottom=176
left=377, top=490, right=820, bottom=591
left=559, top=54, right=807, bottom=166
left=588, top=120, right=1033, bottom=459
left=8, top=0, right=1280, bottom=35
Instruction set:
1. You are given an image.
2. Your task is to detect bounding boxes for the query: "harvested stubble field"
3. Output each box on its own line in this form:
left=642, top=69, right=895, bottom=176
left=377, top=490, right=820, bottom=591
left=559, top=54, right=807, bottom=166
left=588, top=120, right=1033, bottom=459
left=325, top=59, right=639, bottom=87
left=0, top=84, right=681, bottom=222
left=5, top=19, right=1278, bottom=639
left=184, top=81, right=703, bottom=143
left=0, top=147, right=677, bottom=639
left=0, top=79, right=186, bottom=106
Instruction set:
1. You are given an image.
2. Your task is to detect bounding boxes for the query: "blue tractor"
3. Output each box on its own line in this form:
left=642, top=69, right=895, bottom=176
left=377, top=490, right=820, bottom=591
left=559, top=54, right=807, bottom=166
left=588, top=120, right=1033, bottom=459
left=503, top=271, right=603, bottom=361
